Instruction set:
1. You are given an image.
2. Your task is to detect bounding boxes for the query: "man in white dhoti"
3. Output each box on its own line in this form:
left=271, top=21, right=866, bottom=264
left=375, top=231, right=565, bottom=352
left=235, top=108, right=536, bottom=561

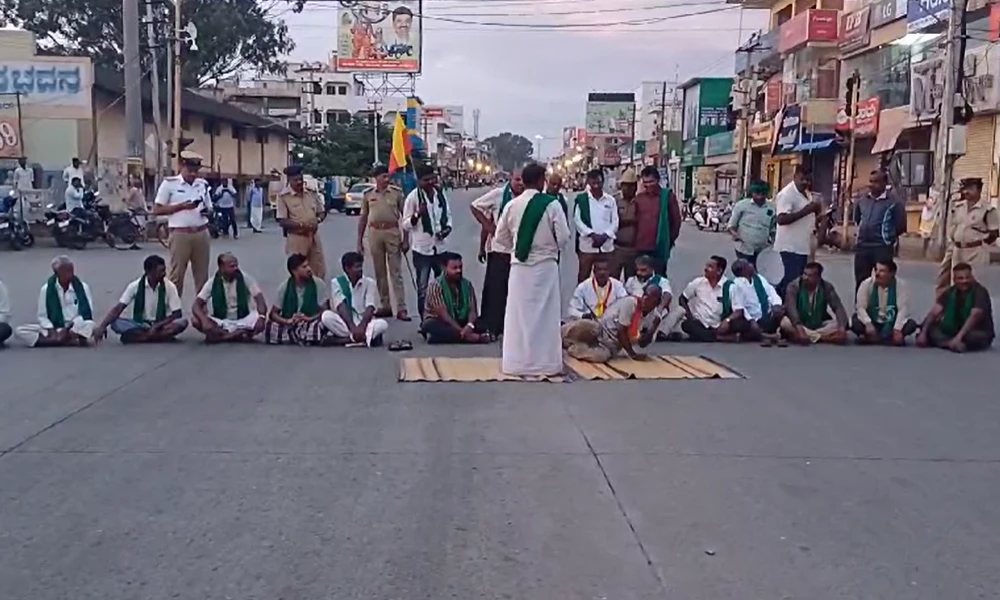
left=567, top=255, right=628, bottom=320
left=248, top=179, right=265, bottom=233
left=624, top=254, right=686, bottom=341
left=17, top=255, right=97, bottom=347
left=322, top=251, right=389, bottom=347
left=494, top=162, right=571, bottom=376
left=191, top=252, right=268, bottom=343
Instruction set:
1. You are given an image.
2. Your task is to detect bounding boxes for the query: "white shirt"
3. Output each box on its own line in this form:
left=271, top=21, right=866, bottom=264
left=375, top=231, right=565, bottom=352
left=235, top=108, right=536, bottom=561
left=155, top=175, right=212, bottom=229
left=196, top=273, right=262, bottom=321
left=64, top=186, right=84, bottom=212
left=731, top=275, right=783, bottom=321
left=12, top=166, right=33, bottom=191
left=682, top=276, right=727, bottom=329
left=36, top=279, right=95, bottom=329
left=0, top=279, right=10, bottom=323
left=470, top=185, right=510, bottom=254
left=494, top=189, right=571, bottom=266
left=568, top=277, right=629, bottom=319
left=624, top=274, right=673, bottom=298
left=62, top=165, right=85, bottom=185
left=331, top=275, right=379, bottom=324
left=573, top=190, right=618, bottom=253
left=773, top=182, right=814, bottom=255
left=119, top=277, right=183, bottom=320
left=401, top=188, right=450, bottom=255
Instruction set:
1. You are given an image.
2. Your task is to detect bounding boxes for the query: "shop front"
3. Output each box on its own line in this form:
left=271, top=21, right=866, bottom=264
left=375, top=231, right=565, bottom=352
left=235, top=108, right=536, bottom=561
left=679, top=136, right=704, bottom=200
left=747, top=121, right=773, bottom=184
left=704, top=130, right=738, bottom=203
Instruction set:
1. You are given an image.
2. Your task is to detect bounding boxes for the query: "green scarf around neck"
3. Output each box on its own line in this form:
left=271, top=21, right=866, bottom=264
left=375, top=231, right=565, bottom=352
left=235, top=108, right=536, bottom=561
left=418, top=187, right=449, bottom=235
left=514, top=192, right=557, bottom=262
left=653, top=186, right=672, bottom=270
left=721, top=279, right=734, bottom=319
left=866, top=279, right=897, bottom=336
left=550, top=191, right=568, bottom=216
left=574, top=192, right=593, bottom=228
left=335, top=275, right=358, bottom=319
left=940, top=286, right=975, bottom=337
left=133, top=275, right=168, bottom=322
left=211, top=272, right=249, bottom=320
left=751, top=274, right=770, bottom=315
left=796, top=280, right=828, bottom=330
left=45, top=275, right=92, bottom=328
left=439, top=275, right=472, bottom=323
left=280, top=276, right=320, bottom=318
left=499, top=184, right=514, bottom=214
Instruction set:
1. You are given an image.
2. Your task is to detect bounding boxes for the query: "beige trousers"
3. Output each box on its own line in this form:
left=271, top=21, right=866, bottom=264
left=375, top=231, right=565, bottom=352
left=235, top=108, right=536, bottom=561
left=368, top=228, right=407, bottom=312
left=286, top=233, right=326, bottom=281
left=168, top=229, right=210, bottom=298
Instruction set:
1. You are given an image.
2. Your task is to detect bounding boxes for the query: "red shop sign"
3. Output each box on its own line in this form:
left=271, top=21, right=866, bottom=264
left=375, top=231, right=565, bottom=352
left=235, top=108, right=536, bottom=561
left=779, top=9, right=840, bottom=53
left=836, top=96, right=881, bottom=137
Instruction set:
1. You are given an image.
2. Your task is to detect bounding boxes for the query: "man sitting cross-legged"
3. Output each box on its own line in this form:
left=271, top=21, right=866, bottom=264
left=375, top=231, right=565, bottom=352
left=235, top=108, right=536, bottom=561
left=725, top=258, right=786, bottom=343
left=624, top=254, right=685, bottom=341
left=93, top=255, right=188, bottom=344
left=679, top=255, right=734, bottom=342
left=421, top=252, right=492, bottom=344
left=192, top=252, right=268, bottom=343
left=321, top=251, right=389, bottom=346
left=562, top=286, right=660, bottom=363
left=779, top=261, right=849, bottom=345
left=917, top=262, right=995, bottom=352
left=852, top=258, right=918, bottom=346
left=264, top=253, right=334, bottom=346
left=567, top=254, right=628, bottom=320
left=16, top=255, right=96, bottom=347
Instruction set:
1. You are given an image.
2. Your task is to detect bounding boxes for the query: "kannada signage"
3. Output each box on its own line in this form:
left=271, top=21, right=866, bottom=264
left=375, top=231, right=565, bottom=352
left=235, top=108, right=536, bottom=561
left=696, top=78, right=733, bottom=139
left=772, top=104, right=802, bottom=155
left=871, top=0, right=906, bottom=28
left=0, top=61, right=89, bottom=108
left=840, top=7, right=872, bottom=53
left=836, top=96, right=881, bottom=136
left=335, top=0, right=422, bottom=73
left=704, top=131, right=734, bottom=156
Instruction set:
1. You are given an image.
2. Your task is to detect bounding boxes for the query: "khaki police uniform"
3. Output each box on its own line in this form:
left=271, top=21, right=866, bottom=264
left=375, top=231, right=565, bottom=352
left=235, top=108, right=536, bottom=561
left=276, top=186, right=327, bottom=280
left=936, top=198, right=1000, bottom=295
left=361, top=185, right=407, bottom=313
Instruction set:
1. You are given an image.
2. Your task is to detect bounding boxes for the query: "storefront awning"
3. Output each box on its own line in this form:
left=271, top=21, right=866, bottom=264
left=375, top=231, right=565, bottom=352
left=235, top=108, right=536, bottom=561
left=872, top=107, right=907, bottom=154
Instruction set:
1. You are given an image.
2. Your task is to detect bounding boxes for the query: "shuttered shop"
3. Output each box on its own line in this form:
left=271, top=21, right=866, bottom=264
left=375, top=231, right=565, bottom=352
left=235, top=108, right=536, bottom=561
left=951, top=117, right=994, bottom=187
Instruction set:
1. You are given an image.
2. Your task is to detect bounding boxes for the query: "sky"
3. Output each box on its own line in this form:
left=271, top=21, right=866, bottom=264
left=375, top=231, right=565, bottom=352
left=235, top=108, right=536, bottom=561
left=282, top=0, right=768, bottom=158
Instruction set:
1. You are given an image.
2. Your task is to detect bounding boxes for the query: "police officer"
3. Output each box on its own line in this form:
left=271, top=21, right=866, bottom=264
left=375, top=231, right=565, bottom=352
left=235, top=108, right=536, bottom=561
left=152, top=150, right=212, bottom=297
left=936, top=177, right=1000, bottom=296
left=276, top=165, right=327, bottom=280
left=357, top=164, right=410, bottom=320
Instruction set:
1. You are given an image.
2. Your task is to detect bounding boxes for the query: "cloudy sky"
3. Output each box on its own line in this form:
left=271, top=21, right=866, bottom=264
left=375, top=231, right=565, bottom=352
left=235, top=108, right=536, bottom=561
left=283, top=0, right=767, bottom=157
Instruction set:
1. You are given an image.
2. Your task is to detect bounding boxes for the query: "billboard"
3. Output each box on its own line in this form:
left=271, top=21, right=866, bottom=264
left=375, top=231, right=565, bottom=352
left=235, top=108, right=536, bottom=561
left=585, top=93, right=635, bottom=139
left=562, top=126, right=575, bottom=150
left=335, top=1, right=422, bottom=73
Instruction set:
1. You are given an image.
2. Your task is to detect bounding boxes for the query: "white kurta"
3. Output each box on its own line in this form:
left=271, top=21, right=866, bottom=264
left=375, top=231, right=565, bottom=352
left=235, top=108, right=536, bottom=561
left=567, top=277, right=629, bottom=319
left=16, top=280, right=96, bottom=346
left=494, top=189, right=571, bottom=376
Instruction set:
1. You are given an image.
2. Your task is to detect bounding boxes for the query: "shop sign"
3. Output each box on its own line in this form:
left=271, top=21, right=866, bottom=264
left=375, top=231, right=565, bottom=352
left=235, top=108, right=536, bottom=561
left=772, top=104, right=802, bottom=155
left=765, top=79, right=783, bottom=115
left=778, top=9, right=839, bottom=53
left=705, top=131, right=734, bottom=156
left=836, top=96, right=881, bottom=136
left=908, top=0, right=989, bottom=32
left=0, top=117, right=22, bottom=159
left=749, top=122, right=774, bottom=148
left=0, top=61, right=89, bottom=107
left=911, top=45, right=1000, bottom=121
left=871, top=0, right=906, bottom=28
left=840, top=7, right=872, bottom=53
left=682, top=137, right=703, bottom=157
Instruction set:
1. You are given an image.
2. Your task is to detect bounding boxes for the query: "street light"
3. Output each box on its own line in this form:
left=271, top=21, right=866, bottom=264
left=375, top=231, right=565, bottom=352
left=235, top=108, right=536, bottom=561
left=534, top=134, right=545, bottom=161
left=467, top=158, right=475, bottom=167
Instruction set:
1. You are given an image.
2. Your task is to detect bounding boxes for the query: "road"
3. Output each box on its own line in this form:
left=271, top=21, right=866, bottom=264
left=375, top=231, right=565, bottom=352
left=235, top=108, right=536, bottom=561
left=1, top=187, right=999, bottom=599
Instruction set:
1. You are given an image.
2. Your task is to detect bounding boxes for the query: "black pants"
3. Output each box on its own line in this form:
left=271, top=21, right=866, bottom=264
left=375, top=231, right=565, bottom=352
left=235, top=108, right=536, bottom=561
left=0, top=322, right=11, bottom=346
left=413, top=251, right=444, bottom=317
left=422, top=318, right=485, bottom=344
left=682, top=318, right=718, bottom=342
left=850, top=315, right=918, bottom=343
left=777, top=252, right=808, bottom=299
left=480, top=252, right=511, bottom=337
left=927, top=324, right=993, bottom=351
left=854, top=245, right=895, bottom=291
left=730, top=312, right=781, bottom=341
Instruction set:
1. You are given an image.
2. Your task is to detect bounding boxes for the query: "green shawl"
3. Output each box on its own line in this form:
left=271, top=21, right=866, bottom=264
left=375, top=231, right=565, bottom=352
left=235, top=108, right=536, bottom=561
left=418, top=187, right=450, bottom=235
left=280, top=276, right=320, bottom=319
left=211, top=272, right=249, bottom=320
left=499, top=184, right=514, bottom=214
left=552, top=191, right=568, bottom=216
left=653, top=186, right=672, bottom=270
left=721, top=279, right=735, bottom=319
left=335, top=275, right=359, bottom=319
left=439, top=275, right=472, bottom=323
left=751, top=274, right=770, bottom=315
left=45, top=275, right=92, bottom=328
left=940, top=287, right=975, bottom=337
left=573, top=192, right=593, bottom=228
left=133, top=276, right=168, bottom=322
left=796, top=281, right=828, bottom=330
left=867, top=279, right=897, bottom=336
left=514, top=193, right=557, bottom=262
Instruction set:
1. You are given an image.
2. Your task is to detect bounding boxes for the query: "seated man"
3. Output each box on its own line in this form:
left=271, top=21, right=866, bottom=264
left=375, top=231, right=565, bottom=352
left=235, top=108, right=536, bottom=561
left=421, top=252, right=491, bottom=344
left=93, top=255, right=188, bottom=344
left=624, top=254, right=685, bottom=340
left=562, top=286, right=660, bottom=363
left=780, top=261, right=849, bottom=345
left=264, top=253, right=333, bottom=346
left=725, top=258, right=786, bottom=343
left=918, top=262, right=995, bottom=352
left=0, top=278, right=11, bottom=347
left=567, top=255, right=628, bottom=320
left=192, top=252, right=268, bottom=343
left=852, top=258, right=917, bottom=345
left=321, top=251, right=389, bottom=346
left=16, top=255, right=96, bottom=347
left=679, top=255, right=733, bottom=342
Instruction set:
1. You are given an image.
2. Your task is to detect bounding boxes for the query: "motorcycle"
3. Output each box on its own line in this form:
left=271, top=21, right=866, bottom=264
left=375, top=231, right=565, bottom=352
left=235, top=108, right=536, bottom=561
left=92, top=200, right=143, bottom=249
left=0, top=190, right=35, bottom=250
left=209, top=206, right=224, bottom=239
left=693, top=202, right=722, bottom=232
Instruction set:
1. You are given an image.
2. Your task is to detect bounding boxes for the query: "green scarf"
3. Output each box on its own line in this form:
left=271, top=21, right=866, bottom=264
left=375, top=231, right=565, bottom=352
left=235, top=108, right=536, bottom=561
left=654, top=186, right=672, bottom=270
left=514, top=192, right=557, bottom=262
left=721, top=279, right=734, bottom=319
left=418, top=187, right=449, bottom=235
left=499, top=184, right=514, bottom=214
left=335, top=275, right=358, bottom=319
left=866, top=279, right=897, bottom=336
left=551, top=191, right=568, bottom=216
left=439, top=275, right=472, bottom=323
left=751, top=274, right=770, bottom=315
left=796, top=280, right=828, bottom=330
left=133, top=275, right=168, bottom=322
left=211, top=272, right=249, bottom=320
left=574, top=192, right=593, bottom=228
left=940, top=286, right=975, bottom=337
left=280, top=276, right=320, bottom=319
left=45, top=275, right=92, bottom=328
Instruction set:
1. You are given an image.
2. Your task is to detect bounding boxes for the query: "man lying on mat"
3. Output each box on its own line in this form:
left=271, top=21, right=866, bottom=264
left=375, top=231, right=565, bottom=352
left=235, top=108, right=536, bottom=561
left=561, top=285, right=661, bottom=363
left=421, top=252, right=491, bottom=344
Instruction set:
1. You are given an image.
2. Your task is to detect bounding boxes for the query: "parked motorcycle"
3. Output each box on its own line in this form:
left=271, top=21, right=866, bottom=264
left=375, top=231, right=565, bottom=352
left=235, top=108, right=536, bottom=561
left=0, top=190, right=35, bottom=250
left=209, top=207, right=225, bottom=239
left=693, top=202, right=722, bottom=232
left=92, top=201, right=143, bottom=249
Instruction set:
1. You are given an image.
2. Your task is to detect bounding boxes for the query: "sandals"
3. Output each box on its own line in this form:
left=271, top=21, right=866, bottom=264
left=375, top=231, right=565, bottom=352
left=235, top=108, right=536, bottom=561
left=388, top=340, right=414, bottom=352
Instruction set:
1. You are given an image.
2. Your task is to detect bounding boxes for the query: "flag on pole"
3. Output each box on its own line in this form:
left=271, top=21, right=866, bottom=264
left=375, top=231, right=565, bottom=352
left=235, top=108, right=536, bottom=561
left=388, top=113, right=410, bottom=173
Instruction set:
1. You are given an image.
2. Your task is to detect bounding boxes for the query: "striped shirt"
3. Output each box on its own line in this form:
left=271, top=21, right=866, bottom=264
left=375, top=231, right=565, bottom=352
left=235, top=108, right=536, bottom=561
left=424, top=277, right=479, bottom=324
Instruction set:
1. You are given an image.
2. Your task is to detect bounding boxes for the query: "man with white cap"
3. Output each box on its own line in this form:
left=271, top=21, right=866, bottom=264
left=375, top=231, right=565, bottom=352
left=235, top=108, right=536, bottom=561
left=152, top=150, right=213, bottom=297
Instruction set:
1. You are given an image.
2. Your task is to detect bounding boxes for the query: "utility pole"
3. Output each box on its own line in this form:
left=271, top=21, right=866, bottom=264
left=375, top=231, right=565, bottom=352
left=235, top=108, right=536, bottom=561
left=656, top=82, right=667, bottom=165
left=145, top=0, right=164, bottom=180
left=935, top=0, right=968, bottom=258
left=123, top=0, right=143, bottom=162
left=172, top=0, right=183, bottom=171
left=735, top=35, right=759, bottom=193
left=368, top=98, right=382, bottom=166
left=840, top=71, right=860, bottom=244
left=472, top=108, right=480, bottom=142
left=629, top=101, right=638, bottom=166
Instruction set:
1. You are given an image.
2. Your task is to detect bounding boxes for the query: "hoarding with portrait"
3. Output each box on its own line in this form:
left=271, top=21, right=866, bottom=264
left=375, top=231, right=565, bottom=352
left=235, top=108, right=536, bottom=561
left=335, top=1, right=422, bottom=73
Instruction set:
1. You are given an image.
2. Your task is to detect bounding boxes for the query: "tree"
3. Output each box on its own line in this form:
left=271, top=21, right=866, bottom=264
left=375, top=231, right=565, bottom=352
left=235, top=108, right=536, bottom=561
left=295, top=118, right=393, bottom=178
left=0, top=0, right=294, bottom=86
left=483, top=132, right=534, bottom=172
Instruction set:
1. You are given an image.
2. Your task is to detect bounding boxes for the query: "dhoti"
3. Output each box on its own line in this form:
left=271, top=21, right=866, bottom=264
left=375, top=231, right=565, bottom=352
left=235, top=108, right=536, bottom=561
left=502, top=260, right=563, bottom=376
left=250, top=204, right=264, bottom=231
left=17, top=317, right=94, bottom=347
left=320, top=310, right=388, bottom=346
left=210, top=312, right=261, bottom=333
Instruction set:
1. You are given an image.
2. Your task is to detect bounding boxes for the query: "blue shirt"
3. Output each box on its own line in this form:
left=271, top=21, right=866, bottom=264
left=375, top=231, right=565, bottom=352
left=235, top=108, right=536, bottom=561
left=249, top=186, right=264, bottom=207
left=215, top=187, right=236, bottom=209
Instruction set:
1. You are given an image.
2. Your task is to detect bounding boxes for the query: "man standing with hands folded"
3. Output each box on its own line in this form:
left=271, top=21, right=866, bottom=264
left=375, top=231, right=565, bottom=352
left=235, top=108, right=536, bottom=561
left=277, top=165, right=327, bottom=280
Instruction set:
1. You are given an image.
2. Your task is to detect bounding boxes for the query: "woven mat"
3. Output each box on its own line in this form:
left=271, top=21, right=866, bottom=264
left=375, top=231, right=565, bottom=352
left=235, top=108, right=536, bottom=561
left=399, top=355, right=742, bottom=382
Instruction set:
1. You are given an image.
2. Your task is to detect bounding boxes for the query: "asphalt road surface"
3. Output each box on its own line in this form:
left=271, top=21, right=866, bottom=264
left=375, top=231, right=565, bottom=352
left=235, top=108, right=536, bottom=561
left=1, top=187, right=999, bottom=599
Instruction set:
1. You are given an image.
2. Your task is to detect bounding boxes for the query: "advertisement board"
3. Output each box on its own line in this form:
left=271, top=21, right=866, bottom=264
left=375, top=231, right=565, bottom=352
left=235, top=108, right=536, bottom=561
left=335, top=0, right=422, bottom=73
left=422, top=106, right=445, bottom=118
left=840, top=7, right=872, bottom=53
left=870, top=0, right=906, bottom=28
left=778, top=9, right=839, bottom=53
left=585, top=94, right=635, bottom=138
left=836, top=96, right=881, bottom=136
left=772, top=104, right=802, bottom=155
left=0, top=115, right=22, bottom=159
left=696, top=78, right=733, bottom=139
left=0, top=61, right=91, bottom=111
left=562, top=126, right=575, bottom=150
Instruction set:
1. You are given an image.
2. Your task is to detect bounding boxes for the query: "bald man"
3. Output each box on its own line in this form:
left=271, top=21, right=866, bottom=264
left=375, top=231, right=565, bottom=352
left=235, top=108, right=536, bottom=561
left=545, top=173, right=569, bottom=217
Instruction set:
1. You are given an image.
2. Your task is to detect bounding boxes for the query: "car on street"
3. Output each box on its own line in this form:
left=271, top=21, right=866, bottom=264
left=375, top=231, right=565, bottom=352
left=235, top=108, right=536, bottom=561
left=343, top=183, right=373, bottom=216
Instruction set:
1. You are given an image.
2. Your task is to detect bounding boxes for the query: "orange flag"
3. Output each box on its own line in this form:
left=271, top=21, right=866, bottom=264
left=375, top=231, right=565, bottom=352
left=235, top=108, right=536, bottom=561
left=388, top=113, right=410, bottom=173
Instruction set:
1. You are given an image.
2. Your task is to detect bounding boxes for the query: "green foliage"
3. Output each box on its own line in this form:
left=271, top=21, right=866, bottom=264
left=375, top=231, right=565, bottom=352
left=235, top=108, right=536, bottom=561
left=483, top=132, right=534, bottom=172
left=295, top=118, right=396, bottom=178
